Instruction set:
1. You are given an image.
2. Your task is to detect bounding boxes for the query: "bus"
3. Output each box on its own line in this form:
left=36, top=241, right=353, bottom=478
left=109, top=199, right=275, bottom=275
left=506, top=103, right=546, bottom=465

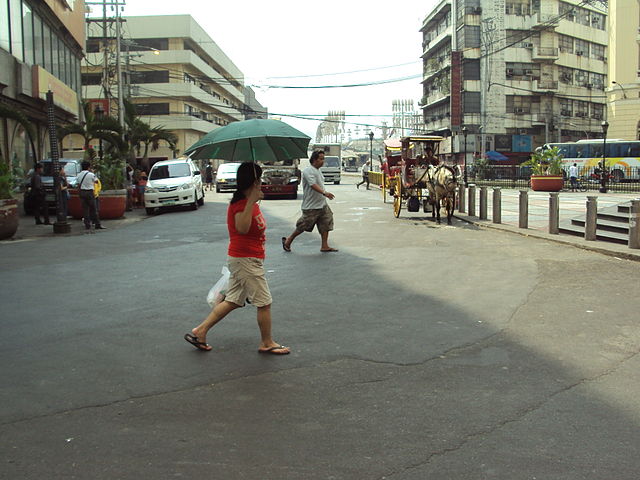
left=541, top=139, right=640, bottom=181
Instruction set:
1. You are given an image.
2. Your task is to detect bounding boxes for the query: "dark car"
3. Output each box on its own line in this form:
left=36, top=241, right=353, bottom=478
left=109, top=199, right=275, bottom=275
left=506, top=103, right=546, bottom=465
left=24, top=159, right=83, bottom=214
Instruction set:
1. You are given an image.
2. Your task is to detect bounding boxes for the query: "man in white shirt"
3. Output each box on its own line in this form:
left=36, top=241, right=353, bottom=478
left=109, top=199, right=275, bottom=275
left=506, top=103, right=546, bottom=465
left=569, top=163, right=578, bottom=191
left=77, top=161, right=104, bottom=232
left=282, top=150, right=338, bottom=252
left=356, top=161, right=370, bottom=190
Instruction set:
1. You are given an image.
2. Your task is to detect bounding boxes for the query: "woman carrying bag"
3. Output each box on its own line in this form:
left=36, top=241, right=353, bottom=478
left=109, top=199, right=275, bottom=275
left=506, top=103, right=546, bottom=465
left=184, top=162, right=290, bottom=355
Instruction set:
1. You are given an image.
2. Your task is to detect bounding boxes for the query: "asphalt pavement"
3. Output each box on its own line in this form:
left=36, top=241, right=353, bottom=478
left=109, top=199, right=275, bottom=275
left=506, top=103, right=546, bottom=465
left=1, top=178, right=639, bottom=479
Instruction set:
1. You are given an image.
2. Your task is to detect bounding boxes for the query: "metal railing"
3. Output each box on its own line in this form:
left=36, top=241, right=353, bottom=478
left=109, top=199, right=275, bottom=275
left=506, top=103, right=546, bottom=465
left=464, top=165, right=640, bottom=193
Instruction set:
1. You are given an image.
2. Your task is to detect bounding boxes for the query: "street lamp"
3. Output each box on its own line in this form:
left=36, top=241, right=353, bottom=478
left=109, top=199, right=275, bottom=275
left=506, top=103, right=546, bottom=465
left=94, top=104, right=104, bottom=161
left=600, top=120, right=609, bottom=193
left=368, top=131, right=374, bottom=171
left=611, top=81, right=627, bottom=99
left=462, top=126, right=468, bottom=187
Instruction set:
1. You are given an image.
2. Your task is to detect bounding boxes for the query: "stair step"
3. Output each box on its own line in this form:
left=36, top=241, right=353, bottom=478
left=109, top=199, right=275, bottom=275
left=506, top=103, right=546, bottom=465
left=570, top=218, right=630, bottom=234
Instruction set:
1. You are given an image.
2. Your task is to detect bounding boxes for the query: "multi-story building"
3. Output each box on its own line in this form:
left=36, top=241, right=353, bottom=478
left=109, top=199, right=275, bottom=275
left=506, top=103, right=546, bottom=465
left=81, top=15, right=266, bottom=162
left=420, top=0, right=608, bottom=163
left=606, top=0, right=639, bottom=140
left=1, top=0, right=85, bottom=172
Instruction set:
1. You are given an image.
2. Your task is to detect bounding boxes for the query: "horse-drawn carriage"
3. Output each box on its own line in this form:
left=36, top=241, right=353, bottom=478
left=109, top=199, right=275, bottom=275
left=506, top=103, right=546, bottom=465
left=390, top=135, right=459, bottom=224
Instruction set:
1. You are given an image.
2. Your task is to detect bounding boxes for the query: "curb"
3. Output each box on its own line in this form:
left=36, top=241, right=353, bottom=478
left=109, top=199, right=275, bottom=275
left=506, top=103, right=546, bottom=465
left=454, top=213, right=640, bottom=262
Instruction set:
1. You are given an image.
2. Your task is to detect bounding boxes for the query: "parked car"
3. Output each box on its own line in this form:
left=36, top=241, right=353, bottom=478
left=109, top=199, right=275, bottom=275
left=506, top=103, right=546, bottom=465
left=143, top=158, right=204, bottom=215
left=215, top=162, right=241, bottom=192
left=23, top=158, right=83, bottom=214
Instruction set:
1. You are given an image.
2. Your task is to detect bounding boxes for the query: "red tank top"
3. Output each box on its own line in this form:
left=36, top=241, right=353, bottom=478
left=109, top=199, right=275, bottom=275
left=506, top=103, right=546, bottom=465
left=227, top=199, right=266, bottom=258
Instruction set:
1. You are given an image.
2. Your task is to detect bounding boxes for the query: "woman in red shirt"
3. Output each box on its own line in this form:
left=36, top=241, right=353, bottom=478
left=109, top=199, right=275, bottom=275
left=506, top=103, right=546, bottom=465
left=184, top=162, right=290, bottom=355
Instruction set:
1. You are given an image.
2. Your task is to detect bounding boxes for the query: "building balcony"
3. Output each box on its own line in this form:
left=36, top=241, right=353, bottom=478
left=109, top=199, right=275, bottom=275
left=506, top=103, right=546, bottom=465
left=532, top=13, right=559, bottom=29
left=533, top=79, right=558, bottom=91
left=532, top=46, right=559, bottom=61
left=422, top=28, right=452, bottom=56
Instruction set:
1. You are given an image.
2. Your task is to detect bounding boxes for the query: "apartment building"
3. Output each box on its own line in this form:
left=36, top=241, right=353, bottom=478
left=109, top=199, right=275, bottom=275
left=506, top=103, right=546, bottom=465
left=606, top=0, right=639, bottom=140
left=81, top=15, right=266, bottom=161
left=420, top=0, right=607, bottom=162
left=1, top=0, right=85, bottom=172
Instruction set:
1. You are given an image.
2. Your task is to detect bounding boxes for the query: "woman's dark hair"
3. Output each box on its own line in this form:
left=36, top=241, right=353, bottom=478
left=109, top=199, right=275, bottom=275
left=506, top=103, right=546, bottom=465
left=81, top=161, right=90, bottom=170
left=231, top=162, right=263, bottom=204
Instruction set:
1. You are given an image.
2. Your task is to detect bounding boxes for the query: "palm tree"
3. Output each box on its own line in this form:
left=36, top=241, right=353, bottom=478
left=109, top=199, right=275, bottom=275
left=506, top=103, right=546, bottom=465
left=57, top=102, right=124, bottom=160
left=123, top=100, right=178, bottom=170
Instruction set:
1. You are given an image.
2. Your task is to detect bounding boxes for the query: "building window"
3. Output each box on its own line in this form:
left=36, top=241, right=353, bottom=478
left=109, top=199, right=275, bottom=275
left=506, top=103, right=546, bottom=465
left=463, top=59, right=480, bottom=80
left=558, top=35, right=573, bottom=54
left=560, top=98, right=572, bottom=116
left=592, top=43, right=605, bottom=61
left=43, top=22, right=52, bottom=72
left=463, top=92, right=481, bottom=113
left=81, top=73, right=102, bottom=86
left=0, top=0, right=9, bottom=52
left=591, top=12, right=605, bottom=30
left=506, top=1, right=531, bottom=16
left=135, top=103, right=170, bottom=115
left=86, top=38, right=100, bottom=53
left=130, top=70, right=170, bottom=84
left=127, top=38, right=168, bottom=51
left=574, top=39, right=589, bottom=56
left=559, top=67, right=573, bottom=84
left=9, top=0, right=23, bottom=60
left=591, top=103, right=604, bottom=120
left=22, top=2, right=34, bottom=64
left=464, top=26, right=480, bottom=48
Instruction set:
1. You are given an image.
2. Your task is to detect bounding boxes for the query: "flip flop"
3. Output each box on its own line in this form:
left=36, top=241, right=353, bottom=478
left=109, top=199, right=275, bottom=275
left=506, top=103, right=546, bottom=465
left=184, top=333, right=211, bottom=351
left=258, top=345, right=290, bottom=355
left=320, top=248, right=339, bottom=252
left=281, top=237, right=291, bottom=252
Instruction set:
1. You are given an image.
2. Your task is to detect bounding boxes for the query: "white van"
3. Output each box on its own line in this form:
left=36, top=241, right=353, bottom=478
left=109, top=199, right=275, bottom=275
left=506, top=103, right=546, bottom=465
left=215, top=162, right=241, bottom=192
left=144, top=158, right=204, bottom=215
left=321, top=156, right=341, bottom=185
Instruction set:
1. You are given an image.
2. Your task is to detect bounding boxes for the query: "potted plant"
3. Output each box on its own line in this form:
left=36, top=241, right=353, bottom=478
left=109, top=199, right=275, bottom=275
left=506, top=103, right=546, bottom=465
left=0, top=160, right=19, bottom=240
left=68, top=154, right=127, bottom=220
left=523, top=146, right=565, bottom=191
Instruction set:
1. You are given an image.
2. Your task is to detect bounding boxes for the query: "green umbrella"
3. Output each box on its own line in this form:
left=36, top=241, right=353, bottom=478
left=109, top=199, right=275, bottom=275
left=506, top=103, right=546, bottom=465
left=185, top=119, right=311, bottom=162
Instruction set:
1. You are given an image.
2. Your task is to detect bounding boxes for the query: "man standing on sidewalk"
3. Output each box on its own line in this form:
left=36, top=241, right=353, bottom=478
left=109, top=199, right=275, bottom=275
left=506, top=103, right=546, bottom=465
left=282, top=150, right=338, bottom=253
left=30, top=163, right=50, bottom=225
left=569, top=163, right=578, bottom=191
left=76, top=161, right=104, bottom=233
left=356, top=160, right=370, bottom=190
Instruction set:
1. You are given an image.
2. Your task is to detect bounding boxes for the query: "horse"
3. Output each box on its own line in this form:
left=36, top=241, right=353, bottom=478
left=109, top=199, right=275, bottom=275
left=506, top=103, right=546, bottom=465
left=426, top=164, right=460, bottom=225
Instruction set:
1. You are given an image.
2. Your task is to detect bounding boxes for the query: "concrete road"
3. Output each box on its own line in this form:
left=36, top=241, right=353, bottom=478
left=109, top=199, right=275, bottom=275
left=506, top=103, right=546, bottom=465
left=1, top=176, right=639, bottom=479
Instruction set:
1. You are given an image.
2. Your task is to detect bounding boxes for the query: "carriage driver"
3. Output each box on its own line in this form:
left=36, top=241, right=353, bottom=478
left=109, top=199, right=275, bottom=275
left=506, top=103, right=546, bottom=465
left=425, top=147, right=439, bottom=167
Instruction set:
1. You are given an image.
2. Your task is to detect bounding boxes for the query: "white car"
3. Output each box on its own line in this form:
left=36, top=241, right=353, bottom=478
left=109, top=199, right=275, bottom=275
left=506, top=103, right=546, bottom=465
left=144, top=159, right=205, bottom=215
left=215, top=162, right=241, bottom=192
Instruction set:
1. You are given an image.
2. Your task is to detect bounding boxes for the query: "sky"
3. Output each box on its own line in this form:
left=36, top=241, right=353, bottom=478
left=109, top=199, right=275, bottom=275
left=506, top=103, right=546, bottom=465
left=120, top=0, right=438, bottom=140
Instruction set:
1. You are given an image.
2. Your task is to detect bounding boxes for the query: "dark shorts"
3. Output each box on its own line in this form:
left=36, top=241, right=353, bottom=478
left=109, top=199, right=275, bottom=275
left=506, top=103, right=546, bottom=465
left=295, top=205, right=334, bottom=233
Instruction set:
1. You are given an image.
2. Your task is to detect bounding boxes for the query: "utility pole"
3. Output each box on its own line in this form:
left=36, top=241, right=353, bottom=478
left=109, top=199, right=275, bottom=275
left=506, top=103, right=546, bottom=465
left=115, top=1, right=125, bottom=133
left=102, top=0, right=109, bottom=111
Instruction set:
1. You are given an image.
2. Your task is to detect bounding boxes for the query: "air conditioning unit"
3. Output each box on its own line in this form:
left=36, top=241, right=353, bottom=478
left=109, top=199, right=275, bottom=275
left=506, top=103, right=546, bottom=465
left=473, top=7, right=482, bottom=14
left=522, top=42, right=534, bottom=48
left=524, top=69, right=534, bottom=76
left=592, top=113, right=602, bottom=119
left=576, top=50, right=584, bottom=56
left=585, top=83, right=593, bottom=89
left=576, top=112, right=586, bottom=117
left=506, top=68, right=514, bottom=77
left=561, top=109, right=571, bottom=116
left=514, top=107, right=525, bottom=114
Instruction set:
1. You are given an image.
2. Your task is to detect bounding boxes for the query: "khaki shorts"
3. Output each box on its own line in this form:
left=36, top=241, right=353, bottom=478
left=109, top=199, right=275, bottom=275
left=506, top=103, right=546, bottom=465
left=295, top=205, right=334, bottom=233
left=224, top=257, right=272, bottom=308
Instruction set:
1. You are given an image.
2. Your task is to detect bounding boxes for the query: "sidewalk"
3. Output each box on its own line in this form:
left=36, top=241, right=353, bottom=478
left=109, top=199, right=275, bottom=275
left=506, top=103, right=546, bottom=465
left=454, top=188, right=640, bottom=262
left=2, top=200, right=149, bottom=243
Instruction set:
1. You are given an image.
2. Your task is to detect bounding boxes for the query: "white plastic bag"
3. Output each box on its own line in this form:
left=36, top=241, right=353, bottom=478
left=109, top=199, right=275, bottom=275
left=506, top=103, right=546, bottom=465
left=206, top=266, right=230, bottom=308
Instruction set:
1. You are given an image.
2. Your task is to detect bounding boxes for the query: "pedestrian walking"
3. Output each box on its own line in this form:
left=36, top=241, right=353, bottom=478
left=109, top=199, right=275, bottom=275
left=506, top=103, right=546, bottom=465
left=136, top=170, right=147, bottom=208
left=282, top=150, right=338, bottom=253
left=356, top=161, right=370, bottom=190
left=569, top=163, right=578, bottom=191
left=184, top=162, right=290, bottom=355
left=30, top=163, right=50, bottom=225
left=205, top=161, right=214, bottom=191
left=76, top=161, right=103, bottom=233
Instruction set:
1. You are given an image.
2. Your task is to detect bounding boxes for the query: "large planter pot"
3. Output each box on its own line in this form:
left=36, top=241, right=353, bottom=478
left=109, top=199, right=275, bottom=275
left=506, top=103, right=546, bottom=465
left=530, top=175, right=563, bottom=192
left=69, top=189, right=127, bottom=220
left=0, top=198, right=19, bottom=240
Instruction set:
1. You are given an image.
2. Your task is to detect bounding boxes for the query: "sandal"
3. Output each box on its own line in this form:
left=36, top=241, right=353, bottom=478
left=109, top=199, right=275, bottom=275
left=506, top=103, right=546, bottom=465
left=258, top=345, right=290, bottom=355
left=281, top=237, right=291, bottom=252
left=184, top=333, right=211, bottom=351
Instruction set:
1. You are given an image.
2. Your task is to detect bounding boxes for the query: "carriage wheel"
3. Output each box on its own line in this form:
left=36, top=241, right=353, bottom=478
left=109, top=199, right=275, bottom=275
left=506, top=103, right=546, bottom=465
left=393, top=183, right=403, bottom=218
